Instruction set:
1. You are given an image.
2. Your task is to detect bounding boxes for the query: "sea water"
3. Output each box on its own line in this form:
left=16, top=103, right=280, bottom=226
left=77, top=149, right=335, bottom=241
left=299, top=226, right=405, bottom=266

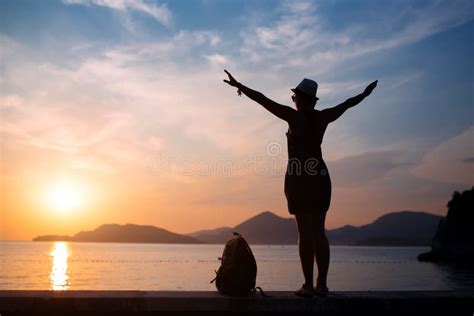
left=1, top=241, right=473, bottom=291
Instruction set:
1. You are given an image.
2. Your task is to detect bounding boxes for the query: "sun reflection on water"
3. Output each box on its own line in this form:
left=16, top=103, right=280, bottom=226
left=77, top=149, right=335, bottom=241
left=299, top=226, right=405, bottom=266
left=49, top=241, right=70, bottom=290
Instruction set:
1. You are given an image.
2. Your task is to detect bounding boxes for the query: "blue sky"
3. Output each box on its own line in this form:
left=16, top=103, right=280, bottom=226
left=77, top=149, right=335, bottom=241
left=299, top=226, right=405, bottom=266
left=1, top=0, right=473, bottom=238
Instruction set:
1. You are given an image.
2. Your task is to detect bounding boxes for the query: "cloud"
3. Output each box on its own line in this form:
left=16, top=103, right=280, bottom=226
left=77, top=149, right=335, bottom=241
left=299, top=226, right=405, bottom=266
left=463, top=157, right=474, bottom=163
left=410, top=125, right=474, bottom=186
left=238, top=0, right=474, bottom=76
left=205, top=54, right=230, bottom=66
left=0, top=36, right=147, bottom=170
left=62, top=0, right=172, bottom=26
left=0, top=36, right=19, bottom=61
left=1, top=101, right=135, bottom=155
left=98, top=30, right=222, bottom=67
left=0, top=31, right=271, bottom=182
left=327, top=150, right=413, bottom=188
left=0, top=95, right=24, bottom=109
left=71, top=157, right=116, bottom=174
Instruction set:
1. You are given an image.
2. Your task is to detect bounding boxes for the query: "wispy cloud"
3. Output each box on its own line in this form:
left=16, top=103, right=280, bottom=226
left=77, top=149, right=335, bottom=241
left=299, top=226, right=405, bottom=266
left=411, top=125, right=474, bottom=186
left=1, top=96, right=135, bottom=156
left=62, top=0, right=172, bottom=26
left=328, top=150, right=414, bottom=188
left=204, top=53, right=230, bottom=67
left=0, top=31, right=265, bottom=179
left=463, top=157, right=474, bottom=163
left=0, top=94, right=24, bottom=109
left=239, top=0, right=474, bottom=76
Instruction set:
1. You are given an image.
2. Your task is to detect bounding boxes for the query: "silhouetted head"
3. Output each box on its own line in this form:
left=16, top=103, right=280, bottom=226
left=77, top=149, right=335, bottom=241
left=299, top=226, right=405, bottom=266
left=291, top=78, right=319, bottom=111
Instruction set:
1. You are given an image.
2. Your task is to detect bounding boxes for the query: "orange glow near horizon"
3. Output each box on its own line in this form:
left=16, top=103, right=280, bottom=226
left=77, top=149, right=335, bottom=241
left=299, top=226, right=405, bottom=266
left=49, top=241, right=70, bottom=290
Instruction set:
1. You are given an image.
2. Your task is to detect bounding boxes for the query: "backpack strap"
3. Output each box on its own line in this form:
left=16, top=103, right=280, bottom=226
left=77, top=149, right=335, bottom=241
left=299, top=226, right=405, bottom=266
left=210, top=269, right=218, bottom=283
left=251, top=286, right=268, bottom=297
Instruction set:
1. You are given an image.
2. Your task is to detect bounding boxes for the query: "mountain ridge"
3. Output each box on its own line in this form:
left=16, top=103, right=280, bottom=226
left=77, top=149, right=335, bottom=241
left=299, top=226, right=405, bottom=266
left=33, top=210, right=443, bottom=245
left=189, top=210, right=443, bottom=245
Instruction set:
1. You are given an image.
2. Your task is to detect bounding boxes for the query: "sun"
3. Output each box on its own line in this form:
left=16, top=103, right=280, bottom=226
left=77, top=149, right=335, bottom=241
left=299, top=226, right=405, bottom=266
left=49, top=183, right=82, bottom=213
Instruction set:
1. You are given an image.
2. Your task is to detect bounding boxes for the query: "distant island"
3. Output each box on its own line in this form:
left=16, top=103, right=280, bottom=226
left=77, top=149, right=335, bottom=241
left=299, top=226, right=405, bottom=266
left=33, top=210, right=443, bottom=246
left=418, top=187, right=474, bottom=263
left=33, top=223, right=202, bottom=244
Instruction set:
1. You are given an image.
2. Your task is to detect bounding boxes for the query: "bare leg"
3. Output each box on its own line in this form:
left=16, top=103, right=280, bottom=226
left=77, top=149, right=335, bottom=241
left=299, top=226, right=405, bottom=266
left=294, top=213, right=315, bottom=287
left=313, top=211, right=330, bottom=289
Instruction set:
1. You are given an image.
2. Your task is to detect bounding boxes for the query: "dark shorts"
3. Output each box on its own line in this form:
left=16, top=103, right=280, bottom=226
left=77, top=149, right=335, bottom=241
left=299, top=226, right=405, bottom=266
left=284, top=168, right=332, bottom=215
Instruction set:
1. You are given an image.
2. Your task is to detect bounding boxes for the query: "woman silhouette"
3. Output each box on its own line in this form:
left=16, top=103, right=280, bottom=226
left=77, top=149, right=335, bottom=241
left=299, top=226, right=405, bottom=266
left=223, top=70, right=377, bottom=297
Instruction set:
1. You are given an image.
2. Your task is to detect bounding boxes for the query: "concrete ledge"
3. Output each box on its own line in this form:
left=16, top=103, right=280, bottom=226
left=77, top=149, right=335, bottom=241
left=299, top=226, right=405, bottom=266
left=1, top=290, right=473, bottom=315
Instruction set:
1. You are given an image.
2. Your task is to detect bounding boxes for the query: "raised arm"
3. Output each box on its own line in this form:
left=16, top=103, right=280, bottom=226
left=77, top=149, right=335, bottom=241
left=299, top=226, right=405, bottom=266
left=321, top=80, right=378, bottom=123
left=223, top=70, right=299, bottom=124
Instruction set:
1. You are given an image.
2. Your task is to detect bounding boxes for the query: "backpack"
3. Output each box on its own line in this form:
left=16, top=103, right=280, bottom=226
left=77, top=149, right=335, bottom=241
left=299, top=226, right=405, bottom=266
left=210, top=232, right=265, bottom=296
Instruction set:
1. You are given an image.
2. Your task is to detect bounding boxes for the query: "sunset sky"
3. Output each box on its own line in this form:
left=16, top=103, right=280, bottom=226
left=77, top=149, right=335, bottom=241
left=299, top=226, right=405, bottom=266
left=1, top=0, right=473, bottom=241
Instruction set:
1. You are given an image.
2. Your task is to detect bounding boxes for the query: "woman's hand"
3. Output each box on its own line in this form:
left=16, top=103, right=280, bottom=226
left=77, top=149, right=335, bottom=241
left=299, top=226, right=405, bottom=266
left=223, top=69, right=239, bottom=87
left=363, top=80, right=378, bottom=97
left=223, top=69, right=242, bottom=96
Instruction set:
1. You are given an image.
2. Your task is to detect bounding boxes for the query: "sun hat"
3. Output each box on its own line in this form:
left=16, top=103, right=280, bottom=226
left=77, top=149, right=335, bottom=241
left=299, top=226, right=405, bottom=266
left=291, top=78, right=319, bottom=100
